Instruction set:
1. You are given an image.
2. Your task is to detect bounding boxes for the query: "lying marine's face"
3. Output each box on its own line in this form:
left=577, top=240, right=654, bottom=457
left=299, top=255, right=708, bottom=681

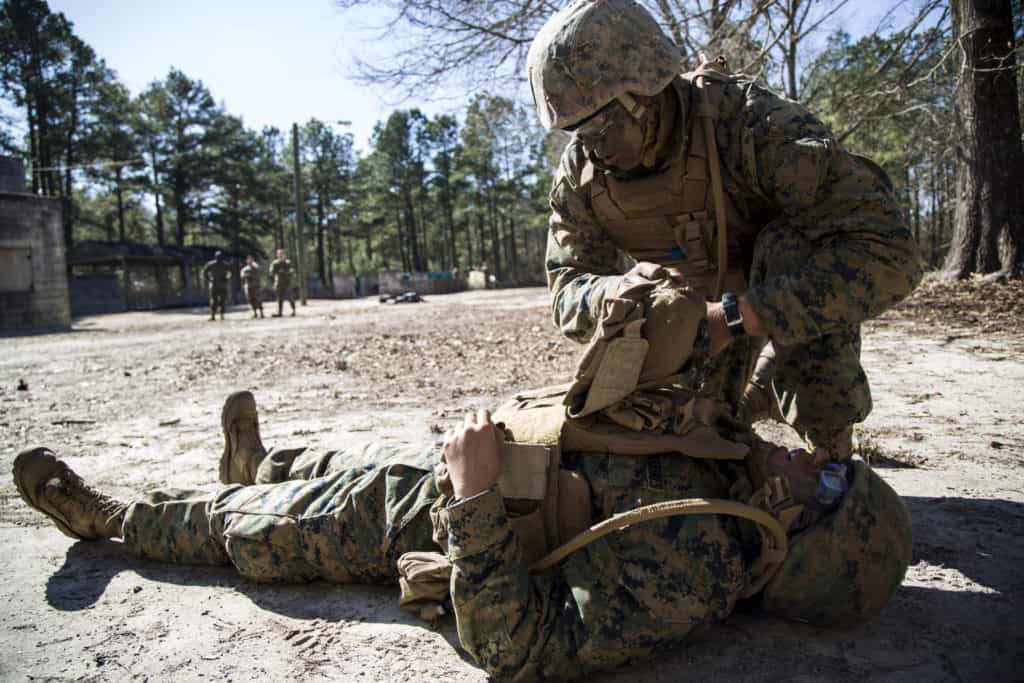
left=764, top=445, right=828, bottom=508
left=571, top=99, right=648, bottom=172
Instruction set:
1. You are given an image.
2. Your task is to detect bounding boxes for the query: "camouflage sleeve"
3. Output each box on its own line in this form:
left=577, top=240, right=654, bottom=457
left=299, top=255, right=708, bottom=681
left=546, top=141, right=624, bottom=344
left=735, top=84, right=923, bottom=345
left=445, top=489, right=742, bottom=681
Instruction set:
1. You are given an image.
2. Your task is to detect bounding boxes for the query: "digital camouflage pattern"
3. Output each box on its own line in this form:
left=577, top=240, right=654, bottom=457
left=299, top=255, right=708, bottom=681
left=445, top=452, right=745, bottom=680
left=762, top=457, right=912, bottom=625
left=17, top=432, right=911, bottom=681
left=240, top=263, right=264, bottom=316
left=122, top=443, right=439, bottom=582
left=270, top=258, right=296, bottom=315
left=269, top=258, right=293, bottom=291
left=527, top=0, right=682, bottom=130
left=202, top=258, right=232, bottom=319
left=546, top=75, right=924, bottom=456
left=120, top=443, right=746, bottom=680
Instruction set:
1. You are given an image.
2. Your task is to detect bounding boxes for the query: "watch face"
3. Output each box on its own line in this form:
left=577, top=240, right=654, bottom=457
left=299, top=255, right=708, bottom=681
left=724, top=302, right=741, bottom=325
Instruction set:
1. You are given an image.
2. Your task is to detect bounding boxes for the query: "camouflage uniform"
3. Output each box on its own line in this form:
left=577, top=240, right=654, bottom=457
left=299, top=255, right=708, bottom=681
left=119, top=442, right=749, bottom=680
left=202, top=258, right=232, bottom=321
left=269, top=258, right=296, bottom=316
left=545, top=75, right=923, bottom=458
left=239, top=263, right=264, bottom=318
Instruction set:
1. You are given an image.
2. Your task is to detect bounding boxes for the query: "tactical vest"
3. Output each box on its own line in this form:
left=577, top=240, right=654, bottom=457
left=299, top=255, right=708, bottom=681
left=396, top=384, right=799, bottom=621
left=582, top=67, right=756, bottom=297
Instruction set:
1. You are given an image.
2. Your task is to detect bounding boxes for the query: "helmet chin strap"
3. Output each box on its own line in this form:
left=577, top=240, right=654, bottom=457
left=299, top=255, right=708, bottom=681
left=616, top=92, right=646, bottom=119
left=617, top=92, right=664, bottom=169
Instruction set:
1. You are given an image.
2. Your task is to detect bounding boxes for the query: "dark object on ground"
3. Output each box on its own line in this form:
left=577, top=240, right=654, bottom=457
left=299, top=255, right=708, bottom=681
left=17, top=378, right=28, bottom=391
left=379, top=292, right=425, bottom=304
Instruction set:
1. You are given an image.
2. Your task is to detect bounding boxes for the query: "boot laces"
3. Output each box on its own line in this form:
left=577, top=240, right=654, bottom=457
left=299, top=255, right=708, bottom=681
left=56, top=467, right=123, bottom=519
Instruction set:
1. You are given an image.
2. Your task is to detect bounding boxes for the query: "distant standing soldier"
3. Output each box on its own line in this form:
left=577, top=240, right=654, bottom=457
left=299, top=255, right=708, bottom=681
left=202, top=251, right=232, bottom=322
left=269, top=249, right=296, bottom=317
left=240, top=255, right=264, bottom=319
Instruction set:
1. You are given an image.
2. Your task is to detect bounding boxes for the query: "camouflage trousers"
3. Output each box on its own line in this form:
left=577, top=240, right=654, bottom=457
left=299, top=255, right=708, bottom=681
left=275, top=285, right=296, bottom=315
left=706, top=221, right=870, bottom=460
left=121, top=444, right=439, bottom=583
left=244, top=286, right=263, bottom=314
left=209, top=286, right=228, bottom=318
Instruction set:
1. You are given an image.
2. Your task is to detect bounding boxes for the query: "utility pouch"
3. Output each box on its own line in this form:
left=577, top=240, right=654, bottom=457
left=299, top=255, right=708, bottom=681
left=672, top=213, right=718, bottom=275
left=396, top=551, right=453, bottom=621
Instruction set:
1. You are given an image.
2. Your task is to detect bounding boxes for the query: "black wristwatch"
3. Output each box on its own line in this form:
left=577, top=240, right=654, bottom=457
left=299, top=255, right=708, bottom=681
left=721, top=292, right=746, bottom=338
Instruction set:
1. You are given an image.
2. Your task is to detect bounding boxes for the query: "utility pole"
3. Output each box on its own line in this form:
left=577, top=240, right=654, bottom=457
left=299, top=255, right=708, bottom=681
left=292, top=122, right=308, bottom=305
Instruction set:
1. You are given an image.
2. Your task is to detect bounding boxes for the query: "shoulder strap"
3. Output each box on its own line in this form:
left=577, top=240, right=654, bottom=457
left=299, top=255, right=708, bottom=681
left=692, top=74, right=728, bottom=298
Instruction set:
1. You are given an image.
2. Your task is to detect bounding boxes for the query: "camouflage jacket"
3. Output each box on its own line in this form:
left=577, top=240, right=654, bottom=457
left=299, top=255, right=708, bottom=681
left=270, top=259, right=292, bottom=289
left=443, top=452, right=746, bottom=681
left=202, top=259, right=232, bottom=289
left=546, top=77, right=923, bottom=346
left=240, top=264, right=262, bottom=291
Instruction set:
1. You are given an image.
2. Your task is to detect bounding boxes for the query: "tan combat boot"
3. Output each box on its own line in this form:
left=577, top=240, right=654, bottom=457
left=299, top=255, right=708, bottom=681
left=13, top=448, right=126, bottom=540
left=219, top=391, right=267, bottom=485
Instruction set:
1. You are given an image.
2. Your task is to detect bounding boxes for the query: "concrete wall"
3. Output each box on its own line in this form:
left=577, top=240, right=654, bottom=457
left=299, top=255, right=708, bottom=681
left=70, top=273, right=125, bottom=316
left=332, top=274, right=357, bottom=298
left=0, top=191, right=71, bottom=332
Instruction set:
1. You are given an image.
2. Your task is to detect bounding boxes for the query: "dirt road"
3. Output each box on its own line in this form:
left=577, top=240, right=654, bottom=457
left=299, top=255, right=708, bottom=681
left=2, top=286, right=1022, bottom=681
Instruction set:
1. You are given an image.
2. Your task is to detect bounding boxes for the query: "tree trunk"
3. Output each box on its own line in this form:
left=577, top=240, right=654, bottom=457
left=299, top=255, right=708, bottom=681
left=395, top=205, right=410, bottom=272
left=944, top=0, right=1024, bottom=278
left=316, top=196, right=327, bottom=286
left=929, top=158, right=939, bottom=268
left=174, top=175, right=187, bottom=246
left=462, top=219, right=473, bottom=270
left=488, top=191, right=502, bottom=282
left=910, top=165, right=921, bottom=246
left=275, top=203, right=285, bottom=249
left=115, top=167, right=126, bottom=242
left=26, top=102, right=39, bottom=194
left=476, top=211, right=486, bottom=268
left=149, top=144, right=165, bottom=245
left=508, top=212, right=518, bottom=283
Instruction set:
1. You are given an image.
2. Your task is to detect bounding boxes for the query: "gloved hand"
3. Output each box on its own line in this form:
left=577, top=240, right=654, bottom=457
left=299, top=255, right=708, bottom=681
left=619, top=261, right=684, bottom=293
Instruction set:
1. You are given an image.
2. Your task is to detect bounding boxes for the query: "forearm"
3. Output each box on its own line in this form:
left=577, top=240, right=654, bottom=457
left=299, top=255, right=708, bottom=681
left=447, top=490, right=582, bottom=680
left=548, top=265, right=623, bottom=344
left=746, top=224, right=923, bottom=345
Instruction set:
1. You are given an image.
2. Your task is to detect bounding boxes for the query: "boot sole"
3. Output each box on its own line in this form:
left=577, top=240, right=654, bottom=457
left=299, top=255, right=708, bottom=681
left=12, top=447, right=84, bottom=540
left=220, top=391, right=258, bottom=484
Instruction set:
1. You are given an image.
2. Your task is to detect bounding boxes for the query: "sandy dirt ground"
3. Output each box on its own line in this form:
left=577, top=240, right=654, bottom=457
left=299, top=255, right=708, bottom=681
left=1, top=284, right=1023, bottom=682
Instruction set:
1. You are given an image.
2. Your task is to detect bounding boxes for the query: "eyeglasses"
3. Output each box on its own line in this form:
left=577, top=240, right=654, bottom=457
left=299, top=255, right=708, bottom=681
left=565, top=99, right=624, bottom=145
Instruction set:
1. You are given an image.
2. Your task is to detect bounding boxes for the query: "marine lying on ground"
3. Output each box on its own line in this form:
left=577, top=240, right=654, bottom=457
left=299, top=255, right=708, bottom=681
left=379, top=292, right=425, bottom=304
left=12, top=273, right=912, bottom=682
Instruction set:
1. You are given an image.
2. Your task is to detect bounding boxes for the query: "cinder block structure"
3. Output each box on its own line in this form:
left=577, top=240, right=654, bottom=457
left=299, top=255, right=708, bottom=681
left=0, top=156, right=71, bottom=332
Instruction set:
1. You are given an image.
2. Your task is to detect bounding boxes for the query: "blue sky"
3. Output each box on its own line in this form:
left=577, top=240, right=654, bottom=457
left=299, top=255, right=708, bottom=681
left=47, top=0, right=915, bottom=153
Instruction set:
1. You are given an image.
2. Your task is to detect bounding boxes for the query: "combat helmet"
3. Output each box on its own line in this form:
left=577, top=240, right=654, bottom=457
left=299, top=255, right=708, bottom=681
left=527, top=0, right=683, bottom=130
left=762, top=457, right=912, bottom=625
